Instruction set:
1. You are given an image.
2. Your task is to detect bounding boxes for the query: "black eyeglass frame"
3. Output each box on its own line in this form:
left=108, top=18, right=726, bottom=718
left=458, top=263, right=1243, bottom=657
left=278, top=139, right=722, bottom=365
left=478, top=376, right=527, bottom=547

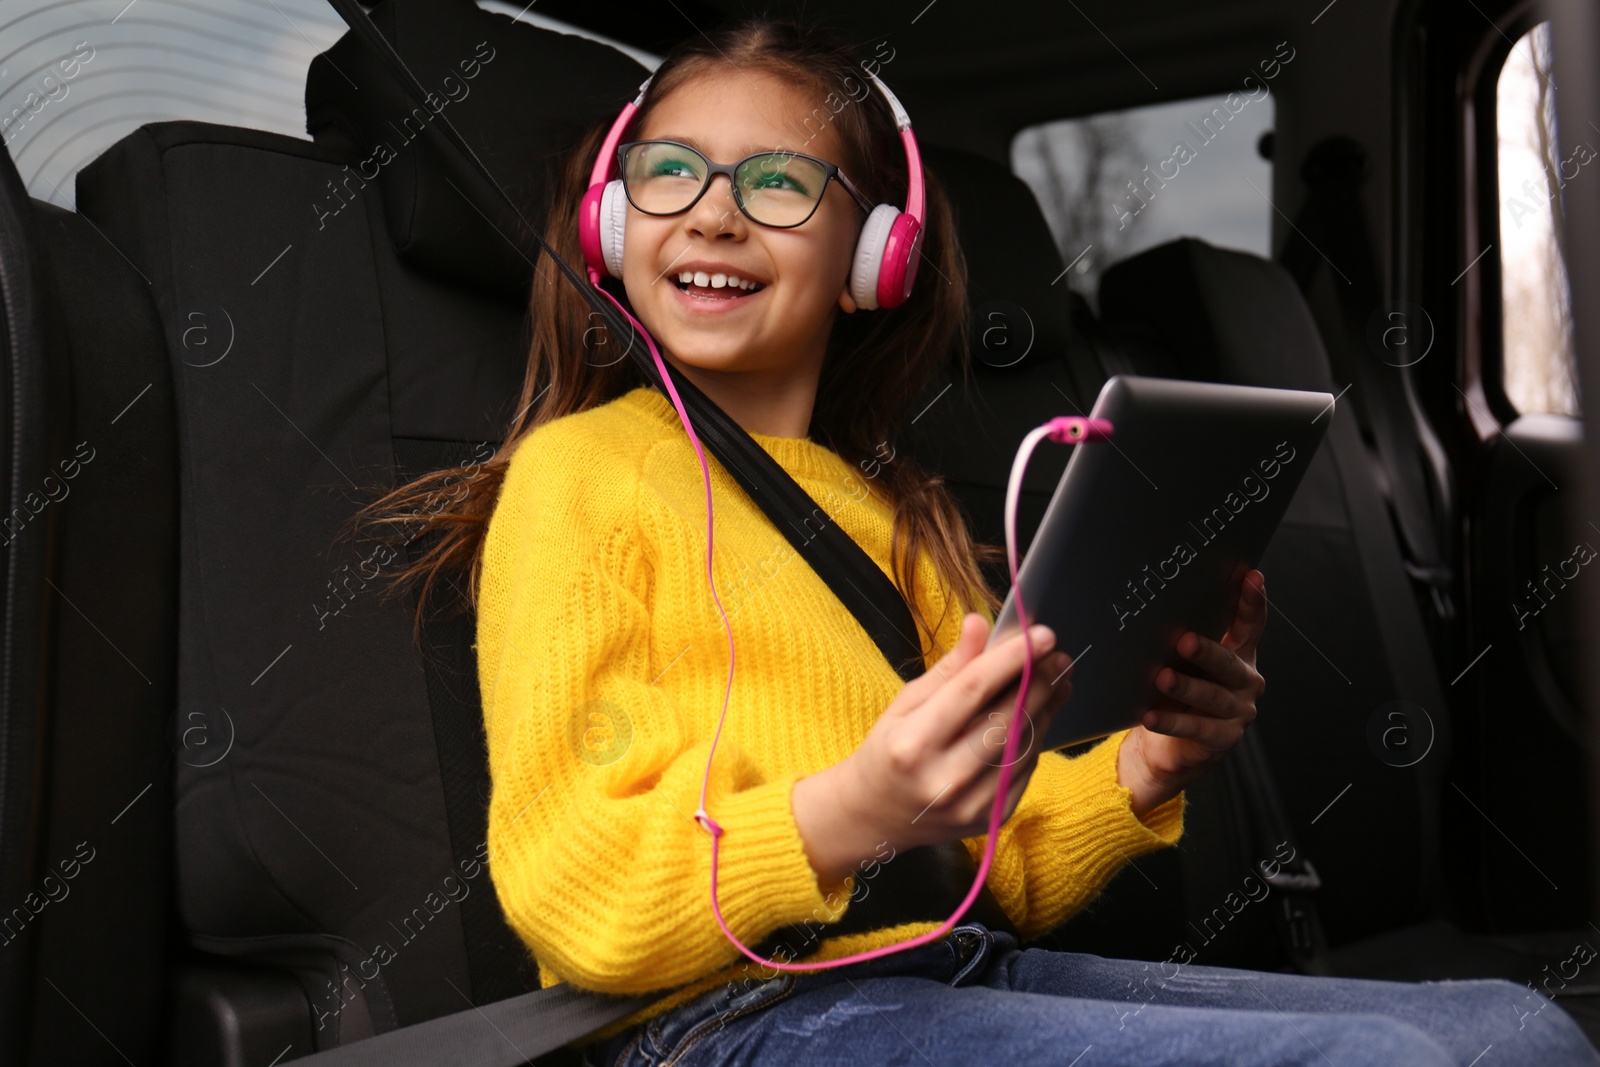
left=616, top=139, right=876, bottom=229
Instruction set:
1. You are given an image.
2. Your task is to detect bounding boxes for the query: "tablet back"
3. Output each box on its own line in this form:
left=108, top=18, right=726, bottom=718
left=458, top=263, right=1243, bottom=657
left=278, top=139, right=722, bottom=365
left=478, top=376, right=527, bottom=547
left=989, top=375, right=1333, bottom=749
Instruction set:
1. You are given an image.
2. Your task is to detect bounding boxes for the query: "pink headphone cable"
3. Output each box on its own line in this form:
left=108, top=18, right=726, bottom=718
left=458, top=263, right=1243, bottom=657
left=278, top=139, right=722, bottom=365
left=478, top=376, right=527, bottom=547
left=589, top=280, right=1111, bottom=972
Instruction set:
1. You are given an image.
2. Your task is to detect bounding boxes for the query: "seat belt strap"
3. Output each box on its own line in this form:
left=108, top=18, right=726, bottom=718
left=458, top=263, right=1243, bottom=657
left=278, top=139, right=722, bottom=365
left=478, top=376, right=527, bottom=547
left=642, top=377, right=929, bottom=682
left=293, top=982, right=656, bottom=1066
left=1224, top=732, right=1330, bottom=975
left=1277, top=136, right=1456, bottom=625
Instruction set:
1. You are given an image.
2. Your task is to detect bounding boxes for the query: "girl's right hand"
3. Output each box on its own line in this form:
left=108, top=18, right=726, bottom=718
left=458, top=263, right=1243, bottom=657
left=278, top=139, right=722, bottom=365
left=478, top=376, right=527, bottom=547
left=793, top=615, right=1073, bottom=884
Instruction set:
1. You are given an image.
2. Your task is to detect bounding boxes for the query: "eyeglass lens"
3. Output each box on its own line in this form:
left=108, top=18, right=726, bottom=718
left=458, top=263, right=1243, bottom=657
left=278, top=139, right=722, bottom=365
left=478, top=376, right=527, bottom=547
left=621, top=142, right=831, bottom=227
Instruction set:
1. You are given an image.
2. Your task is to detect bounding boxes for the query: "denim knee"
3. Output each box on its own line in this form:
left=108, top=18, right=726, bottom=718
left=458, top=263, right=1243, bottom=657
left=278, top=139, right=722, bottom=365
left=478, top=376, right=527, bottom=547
left=1312, top=1014, right=1455, bottom=1066
left=1449, top=976, right=1564, bottom=1030
left=1433, top=977, right=1598, bottom=1061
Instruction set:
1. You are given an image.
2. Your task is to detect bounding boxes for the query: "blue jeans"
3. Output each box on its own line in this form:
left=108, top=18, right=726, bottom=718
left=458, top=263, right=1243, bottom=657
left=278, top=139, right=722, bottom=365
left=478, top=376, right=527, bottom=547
left=583, top=921, right=1599, bottom=1066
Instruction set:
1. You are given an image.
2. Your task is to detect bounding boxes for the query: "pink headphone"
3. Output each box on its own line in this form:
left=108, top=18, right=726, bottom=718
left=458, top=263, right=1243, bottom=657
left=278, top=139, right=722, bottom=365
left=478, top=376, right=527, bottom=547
left=577, top=70, right=927, bottom=311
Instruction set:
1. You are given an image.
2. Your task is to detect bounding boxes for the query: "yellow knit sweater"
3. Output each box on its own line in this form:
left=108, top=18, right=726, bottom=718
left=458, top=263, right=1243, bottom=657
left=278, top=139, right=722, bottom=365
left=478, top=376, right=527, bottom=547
left=475, top=384, right=1186, bottom=1043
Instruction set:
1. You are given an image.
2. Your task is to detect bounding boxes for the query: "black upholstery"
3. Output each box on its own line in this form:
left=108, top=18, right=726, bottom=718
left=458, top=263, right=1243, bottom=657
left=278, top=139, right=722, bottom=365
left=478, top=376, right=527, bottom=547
left=1097, top=239, right=1451, bottom=947
left=7, top=192, right=179, bottom=1066
left=304, top=0, right=645, bottom=304
left=77, top=116, right=515, bottom=1047
left=60, top=3, right=645, bottom=1058
left=905, top=147, right=1110, bottom=600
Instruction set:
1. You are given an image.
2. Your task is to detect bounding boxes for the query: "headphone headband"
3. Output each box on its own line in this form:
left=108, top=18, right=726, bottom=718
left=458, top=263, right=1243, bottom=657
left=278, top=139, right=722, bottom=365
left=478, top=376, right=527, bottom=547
left=580, top=66, right=925, bottom=308
left=587, top=75, right=653, bottom=191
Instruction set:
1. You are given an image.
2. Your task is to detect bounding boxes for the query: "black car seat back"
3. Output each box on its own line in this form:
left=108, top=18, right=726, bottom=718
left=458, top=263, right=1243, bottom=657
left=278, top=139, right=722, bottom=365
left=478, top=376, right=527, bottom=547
left=0, top=144, right=178, bottom=1066
left=1097, top=239, right=1451, bottom=944
left=305, top=0, right=646, bottom=303
left=72, top=0, right=647, bottom=1056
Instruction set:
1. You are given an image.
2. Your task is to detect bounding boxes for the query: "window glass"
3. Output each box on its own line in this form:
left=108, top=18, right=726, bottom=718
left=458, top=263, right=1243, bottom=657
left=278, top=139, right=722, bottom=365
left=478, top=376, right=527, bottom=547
left=1011, top=88, right=1275, bottom=301
left=1496, top=20, right=1581, bottom=417
left=1, top=0, right=658, bottom=207
left=478, top=1, right=661, bottom=69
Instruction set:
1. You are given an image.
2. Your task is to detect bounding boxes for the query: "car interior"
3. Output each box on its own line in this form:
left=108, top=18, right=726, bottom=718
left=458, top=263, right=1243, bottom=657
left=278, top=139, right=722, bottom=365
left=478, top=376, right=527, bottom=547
left=1, top=0, right=1598, bottom=1063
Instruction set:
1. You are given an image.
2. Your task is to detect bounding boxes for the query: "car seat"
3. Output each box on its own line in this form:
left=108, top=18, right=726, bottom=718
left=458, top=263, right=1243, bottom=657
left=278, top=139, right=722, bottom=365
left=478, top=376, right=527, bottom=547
left=0, top=146, right=178, bottom=1067
left=63, top=0, right=648, bottom=1062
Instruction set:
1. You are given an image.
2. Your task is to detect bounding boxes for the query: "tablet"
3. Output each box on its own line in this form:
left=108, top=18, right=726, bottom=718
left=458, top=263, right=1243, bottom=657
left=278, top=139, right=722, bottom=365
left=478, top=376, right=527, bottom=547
left=984, top=374, right=1333, bottom=751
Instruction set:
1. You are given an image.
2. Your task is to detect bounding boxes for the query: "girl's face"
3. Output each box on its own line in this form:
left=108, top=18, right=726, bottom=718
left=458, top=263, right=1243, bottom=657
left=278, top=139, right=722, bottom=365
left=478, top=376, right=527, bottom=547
left=622, top=67, right=866, bottom=380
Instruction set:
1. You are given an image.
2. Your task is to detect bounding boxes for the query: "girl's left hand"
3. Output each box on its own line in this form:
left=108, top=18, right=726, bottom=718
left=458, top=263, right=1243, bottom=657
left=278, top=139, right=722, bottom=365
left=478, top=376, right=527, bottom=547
left=1116, top=569, right=1268, bottom=820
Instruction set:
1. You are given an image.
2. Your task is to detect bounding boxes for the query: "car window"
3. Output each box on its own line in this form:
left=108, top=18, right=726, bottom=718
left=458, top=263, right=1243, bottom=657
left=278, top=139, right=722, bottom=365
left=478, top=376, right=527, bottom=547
left=1495, top=19, right=1581, bottom=417
left=1, top=0, right=659, bottom=207
left=1010, top=86, right=1276, bottom=301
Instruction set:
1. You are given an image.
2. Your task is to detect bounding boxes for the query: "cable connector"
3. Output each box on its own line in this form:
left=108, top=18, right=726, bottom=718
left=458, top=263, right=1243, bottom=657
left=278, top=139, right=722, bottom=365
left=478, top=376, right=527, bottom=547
left=1044, top=416, right=1114, bottom=444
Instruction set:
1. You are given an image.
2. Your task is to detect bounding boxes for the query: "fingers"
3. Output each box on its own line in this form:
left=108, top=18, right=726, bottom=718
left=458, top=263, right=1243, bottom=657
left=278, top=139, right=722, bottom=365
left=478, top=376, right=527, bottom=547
left=949, top=708, right=1054, bottom=830
left=1153, top=666, right=1236, bottom=718
left=1223, top=569, right=1268, bottom=659
left=936, top=658, right=1067, bottom=833
left=986, top=647, right=1073, bottom=733
left=1174, top=632, right=1261, bottom=695
left=921, top=623, right=1058, bottom=748
left=957, top=655, right=1070, bottom=766
left=927, top=634, right=1072, bottom=834
left=986, top=694, right=1062, bottom=819
left=1141, top=704, right=1245, bottom=751
left=891, top=613, right=992, bottom=716
left=1162, top=614, right=1267, bottom=722
left=919, top=613, right=990, bottom=687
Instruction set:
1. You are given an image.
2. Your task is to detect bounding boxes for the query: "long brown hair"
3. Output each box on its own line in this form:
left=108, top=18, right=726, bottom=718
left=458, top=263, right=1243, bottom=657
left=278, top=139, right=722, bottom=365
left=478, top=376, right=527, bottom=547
left=348, top=16, right=1004, bottom=658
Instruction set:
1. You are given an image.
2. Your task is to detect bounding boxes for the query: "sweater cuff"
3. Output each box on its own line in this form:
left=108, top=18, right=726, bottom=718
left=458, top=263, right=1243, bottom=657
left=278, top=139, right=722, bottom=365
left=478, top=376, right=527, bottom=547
left=709, top=771, right=853, bottom=941
left=1056, top=728, right=1186, bottom=869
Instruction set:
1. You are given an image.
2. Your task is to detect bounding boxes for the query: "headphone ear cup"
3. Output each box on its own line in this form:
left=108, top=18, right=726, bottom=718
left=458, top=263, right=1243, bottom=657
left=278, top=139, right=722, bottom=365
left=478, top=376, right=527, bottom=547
left=598, top=178, right=628, bottom=279
left=850, top=203, right=901, bottom=311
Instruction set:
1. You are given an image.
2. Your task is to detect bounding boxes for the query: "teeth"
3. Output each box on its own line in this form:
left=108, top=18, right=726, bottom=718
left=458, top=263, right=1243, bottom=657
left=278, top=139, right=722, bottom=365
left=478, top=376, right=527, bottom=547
left=673, top=270, right=765, bottom=293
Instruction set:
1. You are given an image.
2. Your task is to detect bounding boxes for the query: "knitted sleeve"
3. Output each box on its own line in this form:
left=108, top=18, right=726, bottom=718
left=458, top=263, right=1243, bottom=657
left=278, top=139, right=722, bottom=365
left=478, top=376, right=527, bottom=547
left=960, top=735, right=1186, bottom=943
left=949, top=587, right=1187, bottom=942
left=477, top=431, right=852, bottom=995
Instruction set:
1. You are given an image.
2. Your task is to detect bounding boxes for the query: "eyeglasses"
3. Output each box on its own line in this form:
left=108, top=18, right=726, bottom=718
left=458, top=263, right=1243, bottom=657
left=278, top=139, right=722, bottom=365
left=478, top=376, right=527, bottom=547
left=617, top=140, right=875, bottom=229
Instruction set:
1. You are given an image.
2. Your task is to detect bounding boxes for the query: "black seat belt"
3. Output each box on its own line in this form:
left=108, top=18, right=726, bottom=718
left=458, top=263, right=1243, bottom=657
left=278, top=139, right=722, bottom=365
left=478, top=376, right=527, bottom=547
left=1278, top=137, right=1456, bottom=630
left=289, top=3, right=939, bottom=1062
left=291, top=982, right=656, bottom=1066
left=1224, top=733, right=1330, bottom=975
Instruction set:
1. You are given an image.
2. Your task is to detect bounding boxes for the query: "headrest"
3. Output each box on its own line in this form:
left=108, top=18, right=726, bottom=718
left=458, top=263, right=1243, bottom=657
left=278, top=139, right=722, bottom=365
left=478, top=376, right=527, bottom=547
left=899, top=145, right=1106, bottom=497
left=305, top=0, right=649, bottom=304
left=1097, top=238, right=1335, bottom=393
left=919, top=145, right=1081, bottom=374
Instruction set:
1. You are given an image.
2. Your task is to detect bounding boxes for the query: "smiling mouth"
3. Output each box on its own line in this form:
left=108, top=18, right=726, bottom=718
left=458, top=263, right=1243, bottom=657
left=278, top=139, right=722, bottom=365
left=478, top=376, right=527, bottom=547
left=673, top=271, right=767, bottom=302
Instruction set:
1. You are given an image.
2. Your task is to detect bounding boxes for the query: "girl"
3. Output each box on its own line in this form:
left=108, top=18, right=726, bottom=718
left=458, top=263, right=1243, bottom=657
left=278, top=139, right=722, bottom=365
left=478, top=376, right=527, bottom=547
left=358, top=17, right=1597, bottom=1067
